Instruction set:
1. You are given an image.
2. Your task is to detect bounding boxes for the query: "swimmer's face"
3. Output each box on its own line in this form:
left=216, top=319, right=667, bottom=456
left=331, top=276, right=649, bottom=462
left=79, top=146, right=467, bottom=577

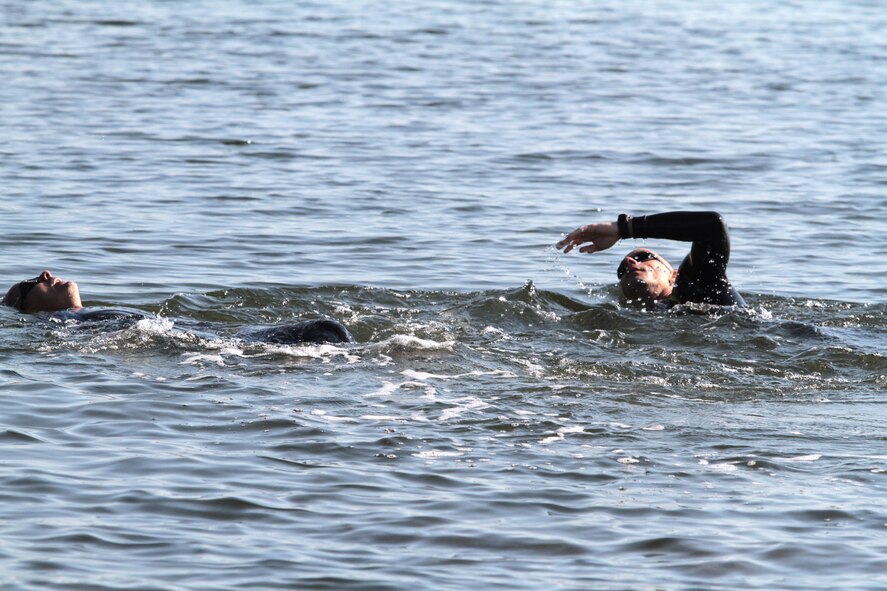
left=617, top=249, right=676, bottom=308
left=4, top=270, right=82, bottom=312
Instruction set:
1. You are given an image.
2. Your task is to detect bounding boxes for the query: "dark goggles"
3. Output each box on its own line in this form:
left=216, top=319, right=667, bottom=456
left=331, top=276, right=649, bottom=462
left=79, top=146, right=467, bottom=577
left=13, top=275, right=42, bottom=310
left=616, top=251, right=665, bottom=279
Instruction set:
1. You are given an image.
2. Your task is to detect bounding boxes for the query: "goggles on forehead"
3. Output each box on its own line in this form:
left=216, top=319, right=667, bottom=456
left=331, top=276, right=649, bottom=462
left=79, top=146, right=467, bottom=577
left=616, top=251, right=666, bottom=279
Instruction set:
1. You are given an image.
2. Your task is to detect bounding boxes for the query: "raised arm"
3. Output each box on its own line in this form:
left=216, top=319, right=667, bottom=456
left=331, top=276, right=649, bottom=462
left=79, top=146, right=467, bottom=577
left=618, top=211, right=731, bottom=275
left=559, top=212, right=729, bottom=264
left=558, top=211, right=743, bottom=306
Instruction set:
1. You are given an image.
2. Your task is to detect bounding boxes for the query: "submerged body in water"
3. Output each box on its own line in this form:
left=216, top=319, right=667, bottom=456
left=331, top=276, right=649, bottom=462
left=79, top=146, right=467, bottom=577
left=4, top=271, right=353, bottom=345
left=53, top=308, right=354, bottom=345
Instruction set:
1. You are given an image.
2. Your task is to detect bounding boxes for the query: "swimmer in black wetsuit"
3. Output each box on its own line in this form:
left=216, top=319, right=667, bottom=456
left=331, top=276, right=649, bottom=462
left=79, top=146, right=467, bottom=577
left=3, top=270, right=353, bottom=344
left=557, top=211, right=745, bottom=309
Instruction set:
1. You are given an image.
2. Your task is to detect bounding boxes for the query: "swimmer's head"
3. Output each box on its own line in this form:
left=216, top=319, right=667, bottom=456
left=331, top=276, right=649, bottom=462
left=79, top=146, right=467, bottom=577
left=617, top=249, right=676, bottom=308
left=4, top=270, right=82, bottom=312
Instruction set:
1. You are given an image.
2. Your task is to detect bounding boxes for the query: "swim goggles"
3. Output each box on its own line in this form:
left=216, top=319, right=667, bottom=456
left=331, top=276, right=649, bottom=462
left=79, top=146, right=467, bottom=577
left=12, top=275, right=42, bottom=310
left=616, top=251, right=667, bottom=279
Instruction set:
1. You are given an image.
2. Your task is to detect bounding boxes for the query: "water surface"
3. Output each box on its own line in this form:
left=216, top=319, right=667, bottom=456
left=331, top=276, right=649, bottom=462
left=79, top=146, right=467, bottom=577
left=1, top=1, right=885, bottom=590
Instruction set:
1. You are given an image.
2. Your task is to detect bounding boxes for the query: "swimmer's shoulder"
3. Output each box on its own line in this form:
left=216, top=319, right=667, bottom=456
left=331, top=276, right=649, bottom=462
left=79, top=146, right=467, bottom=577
left=245, top=318, right=354, bottom=344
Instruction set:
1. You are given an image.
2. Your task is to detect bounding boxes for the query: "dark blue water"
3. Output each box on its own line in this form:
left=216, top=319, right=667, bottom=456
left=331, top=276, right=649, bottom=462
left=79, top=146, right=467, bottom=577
left=1, top=1, right=885, bottom=590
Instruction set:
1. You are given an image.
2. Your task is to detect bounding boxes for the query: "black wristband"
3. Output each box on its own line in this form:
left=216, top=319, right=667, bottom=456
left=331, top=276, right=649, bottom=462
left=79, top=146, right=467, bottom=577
left=617, top=214, right=632, bottom=239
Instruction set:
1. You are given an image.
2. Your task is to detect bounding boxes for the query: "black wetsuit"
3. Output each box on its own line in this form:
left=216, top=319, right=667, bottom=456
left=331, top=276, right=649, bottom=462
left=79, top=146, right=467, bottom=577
left=50, top=308, right=353, bottom=344
left=245, top=319, right=354, bottom=345
left=618, top=211, right=745, bottom=307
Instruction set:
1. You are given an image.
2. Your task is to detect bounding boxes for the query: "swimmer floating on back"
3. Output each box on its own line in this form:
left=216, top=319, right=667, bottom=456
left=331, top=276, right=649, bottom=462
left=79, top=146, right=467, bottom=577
left=4, top=270, right=82, bottom=313
left=557, top=211, right=745, bottom=309
left=3, top=270, right=353, bottom=344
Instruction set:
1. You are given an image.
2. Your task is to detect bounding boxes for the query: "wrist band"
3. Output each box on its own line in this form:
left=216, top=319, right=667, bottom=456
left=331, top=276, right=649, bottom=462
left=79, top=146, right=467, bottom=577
left=617, top=214, right=633, bottom=239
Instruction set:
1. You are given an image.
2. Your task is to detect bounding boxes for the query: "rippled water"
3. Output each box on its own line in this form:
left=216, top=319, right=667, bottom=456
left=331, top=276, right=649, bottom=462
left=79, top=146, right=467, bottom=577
left=2, top=1, right=886, bottom=590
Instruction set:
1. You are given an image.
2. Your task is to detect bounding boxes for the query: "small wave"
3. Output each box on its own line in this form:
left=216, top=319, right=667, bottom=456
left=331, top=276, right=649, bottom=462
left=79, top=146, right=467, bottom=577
left=309, top=409, right=358, bottom=424
left=92, top=20, right=141, bottom=27
left=439, top=397, right=488, bottom=421
left=365, top=377, right=438, bottom=400
left=698, top=459, right=739, bottom=472
left=413, top=450, right=465, bottom=459
left=366, top=334, right=455, bottom=354
left=249, top=342, right=359, bottom=363
left=401, top=368, right=516, bottom=381
left=180, top=352, right=232, bottom=367
left=134, top=317, right=175, bottom=334
left=512, top=150, right=609, bottom=162
left=540, top=425, right=585, bottom=444
left=0, top=429, right=43, bottom=443
left=52, top=316, right=193, bottom=355
left=781, top=454, right=823, bottom=463
left=629, top=152, right=772, bottom=171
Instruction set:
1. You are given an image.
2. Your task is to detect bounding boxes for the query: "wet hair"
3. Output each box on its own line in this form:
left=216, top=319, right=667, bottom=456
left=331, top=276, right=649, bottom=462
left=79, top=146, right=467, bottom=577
left=3, top=277, right=40, bottom=311
left=2, top=286, right=17, bottom=308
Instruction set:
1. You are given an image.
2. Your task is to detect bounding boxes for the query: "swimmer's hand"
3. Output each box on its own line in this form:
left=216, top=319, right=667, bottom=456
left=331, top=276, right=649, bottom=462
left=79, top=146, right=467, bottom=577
left=556, top=222, right=620, bottom=254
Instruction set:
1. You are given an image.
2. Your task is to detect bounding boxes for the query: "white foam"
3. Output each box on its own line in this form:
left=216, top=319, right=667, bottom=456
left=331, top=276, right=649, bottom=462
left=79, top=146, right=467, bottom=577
left=516, top=358, right=545, bottom=377
left=401, top=368, right=516, bottom=381
left=367, top=334, right=455, bottom=353
left=181, top=352, right=227, bottom=366
left=698, top=457, right=740, bottom=472
left=257, top=342, right=358, bottom=363
left=539, top=425, right=583, bottom=444
left=440, top=397, right=488, bottom=421
left=366, top=381, right=403, bottom=398
left=402, top=369, right=450, bottom=380
left=134, top=317, right=175, bottom=333
left=706, top=462, right=738, bottom=473
left=364, top=380, right=436, bottom=399
left=310, top=409, right=356, bottom=423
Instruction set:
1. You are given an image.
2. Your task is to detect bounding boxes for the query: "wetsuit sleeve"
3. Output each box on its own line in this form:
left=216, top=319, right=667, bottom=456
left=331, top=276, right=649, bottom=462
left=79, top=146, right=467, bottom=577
left=619, top=211, right=744, bottom=306
left=622, top=211, right=730, bottom=270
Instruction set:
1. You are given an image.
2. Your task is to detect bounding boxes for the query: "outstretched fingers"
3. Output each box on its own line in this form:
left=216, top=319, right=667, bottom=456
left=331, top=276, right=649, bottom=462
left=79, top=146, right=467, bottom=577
left=557, top=238, right=576, bottom=253
left=556, top=226, right=589, bottom=253
left=556, top=222, right=620, bottom=255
